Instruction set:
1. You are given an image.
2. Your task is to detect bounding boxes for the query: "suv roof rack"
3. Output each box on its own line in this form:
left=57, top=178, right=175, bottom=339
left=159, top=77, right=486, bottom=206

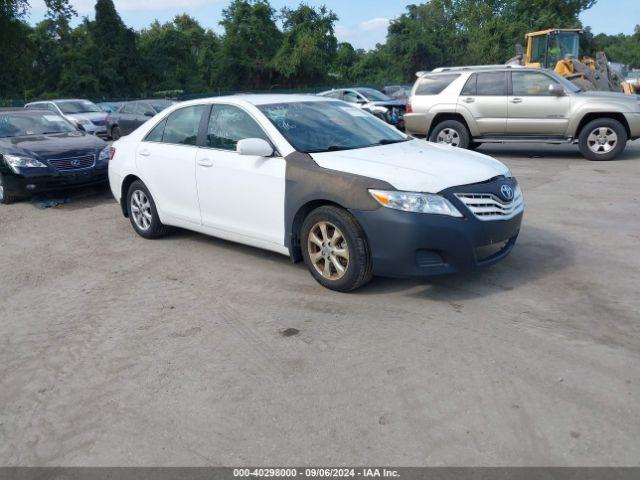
left=417, top=64, right=524, bottom=76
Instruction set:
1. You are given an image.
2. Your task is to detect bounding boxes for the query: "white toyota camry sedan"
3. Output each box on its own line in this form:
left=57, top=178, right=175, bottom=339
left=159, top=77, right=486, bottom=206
left=107, top=95, right=523, bottom=292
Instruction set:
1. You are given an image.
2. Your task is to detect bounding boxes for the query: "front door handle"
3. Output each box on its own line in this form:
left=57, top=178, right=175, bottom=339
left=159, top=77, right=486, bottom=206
left=511, top=98, right=523, bottom=104
left=463, top=97, right=475, bottom=103
left=197, top=158, right=213, bottom=167
left=138, top=149, right=151, bottom=157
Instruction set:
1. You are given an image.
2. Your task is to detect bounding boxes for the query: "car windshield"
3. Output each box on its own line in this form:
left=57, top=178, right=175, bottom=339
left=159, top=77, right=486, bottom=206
left=0, top=113, right=76, bottom=138
left=356, top=88, right=392, bottom=102
left=57, top=100, right=102, bottom=114
left=258, top=101, right=408, bottom=154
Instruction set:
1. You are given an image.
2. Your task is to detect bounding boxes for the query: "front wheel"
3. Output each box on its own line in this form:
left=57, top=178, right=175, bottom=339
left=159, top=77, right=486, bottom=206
left=301, top=206, right=373, bottom=292
left=126, top=180, right=171, bottom=238
left=429, top=120, right=471, bottom=149
left=578, top=118, right=627, bottom=161
left=0, top=174, right=19, bottom=205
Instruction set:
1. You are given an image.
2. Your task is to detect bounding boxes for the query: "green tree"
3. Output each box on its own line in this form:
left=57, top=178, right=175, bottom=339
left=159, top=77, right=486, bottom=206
left=272, top=4, right=339, bottom=87
left=217, top=0, right=282, bottom=90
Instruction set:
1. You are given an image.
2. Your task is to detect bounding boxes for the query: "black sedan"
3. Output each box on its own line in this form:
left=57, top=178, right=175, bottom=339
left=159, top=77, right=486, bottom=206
left=106, top=99, right=174, bottom=140
left=0, top=110, right=109, bottom=204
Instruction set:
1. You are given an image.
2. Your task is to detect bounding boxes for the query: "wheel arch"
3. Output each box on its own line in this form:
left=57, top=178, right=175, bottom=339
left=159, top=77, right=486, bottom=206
left=428, top=112, right=473, bottom=138
left=288, top=199, right=345, bottom=263
left=574, top=112, right=630, bottom=139
left=120, top=174, right=142, bottom=217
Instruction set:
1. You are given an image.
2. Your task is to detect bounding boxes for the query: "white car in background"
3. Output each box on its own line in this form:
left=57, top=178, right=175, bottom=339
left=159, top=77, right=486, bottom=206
left=107, top=95, right=523, bottom=292
left=24, top=99, right=108, bottom=138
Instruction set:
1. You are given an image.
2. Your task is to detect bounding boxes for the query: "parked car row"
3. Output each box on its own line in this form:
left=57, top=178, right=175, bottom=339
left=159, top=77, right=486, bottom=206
left=317, top=87, right=407, bottom=130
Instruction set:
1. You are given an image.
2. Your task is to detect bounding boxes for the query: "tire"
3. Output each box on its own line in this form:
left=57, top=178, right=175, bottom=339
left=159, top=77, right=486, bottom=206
left=578, top=118, right=627, bottom=161
left=300, top=205, right=373, bottom=292
left=111, top=126, right=122, bottom=141
left=429, top=120, right=471, bottom=149
left=0, top=174, right=19, bottom=205
left=126, top=180, right=171, bottom=238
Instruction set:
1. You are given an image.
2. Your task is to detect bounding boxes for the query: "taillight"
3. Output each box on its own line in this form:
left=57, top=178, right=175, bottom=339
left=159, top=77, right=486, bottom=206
left=108, top=147, right=116, bottom=161
left=406, top=98, right=413, bottom=113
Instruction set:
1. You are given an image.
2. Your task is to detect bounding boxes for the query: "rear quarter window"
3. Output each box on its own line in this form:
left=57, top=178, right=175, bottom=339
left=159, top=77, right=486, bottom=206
left=414, top=74, right=460, bottom=95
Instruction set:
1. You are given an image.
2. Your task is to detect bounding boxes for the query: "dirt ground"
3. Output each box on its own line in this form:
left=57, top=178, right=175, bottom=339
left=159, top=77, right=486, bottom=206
left=1, top=141, right=639, bottom=466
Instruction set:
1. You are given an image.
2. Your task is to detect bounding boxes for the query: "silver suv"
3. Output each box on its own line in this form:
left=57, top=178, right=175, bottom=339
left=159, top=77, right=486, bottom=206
left=404, top=66, right=640, bottom=160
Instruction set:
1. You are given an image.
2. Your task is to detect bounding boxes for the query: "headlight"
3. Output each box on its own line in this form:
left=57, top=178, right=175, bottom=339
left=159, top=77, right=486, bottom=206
left=369, top=189, right=463, bottom=217
left=98, top=146, right=115, bottom=163
left=76, top=119, right=91, bottom=125
left=3, top=154, right=47, bottom=173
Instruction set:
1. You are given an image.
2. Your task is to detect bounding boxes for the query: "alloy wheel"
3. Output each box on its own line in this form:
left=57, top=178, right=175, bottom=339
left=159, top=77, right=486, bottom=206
left=436, top=128, right=460, bottom=147
left=587, top=127, right=617, bottom=154
left=130, top=189, right=152, bottom=231
left=307, top=221, right=350, bottom=280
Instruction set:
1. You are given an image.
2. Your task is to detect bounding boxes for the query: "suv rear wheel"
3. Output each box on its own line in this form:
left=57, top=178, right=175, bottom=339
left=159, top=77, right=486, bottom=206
left=429, top=120, right=471, bottom=149
left=578, top=118, right=627, bottom=161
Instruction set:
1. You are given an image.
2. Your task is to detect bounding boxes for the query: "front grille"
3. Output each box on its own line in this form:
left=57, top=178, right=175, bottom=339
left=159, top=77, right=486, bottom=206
left=47, top=154, right=95, bottom=171
left=455, top=189, right=523, bottom=221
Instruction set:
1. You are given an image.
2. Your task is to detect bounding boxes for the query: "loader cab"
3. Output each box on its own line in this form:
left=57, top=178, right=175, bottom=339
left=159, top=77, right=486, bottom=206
left=526, top=29, right=581, bottom=69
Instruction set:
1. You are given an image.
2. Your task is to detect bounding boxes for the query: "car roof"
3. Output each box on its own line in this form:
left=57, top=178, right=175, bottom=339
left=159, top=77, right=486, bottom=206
left=1, top=109, right=59, bottom=116
left=420, top=65, right=527, bottom=76
left=180, top=94, right=335, bottom=107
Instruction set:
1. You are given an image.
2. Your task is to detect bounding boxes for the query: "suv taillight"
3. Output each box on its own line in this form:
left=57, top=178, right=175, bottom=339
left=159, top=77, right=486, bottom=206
left=406, top=98, right=413, bottom=113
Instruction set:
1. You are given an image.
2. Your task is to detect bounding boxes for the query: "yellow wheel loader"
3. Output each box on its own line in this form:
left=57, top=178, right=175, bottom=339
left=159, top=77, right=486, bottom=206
left=506, top=28, right=636, bottom=94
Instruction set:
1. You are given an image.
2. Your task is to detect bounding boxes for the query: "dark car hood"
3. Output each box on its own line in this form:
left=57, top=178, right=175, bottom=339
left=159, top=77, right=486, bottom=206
left=0, top=132, right=106, bottom=160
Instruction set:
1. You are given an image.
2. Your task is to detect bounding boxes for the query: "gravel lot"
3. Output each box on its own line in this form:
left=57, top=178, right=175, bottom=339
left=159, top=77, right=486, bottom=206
left=1, top=141, right=639, bottom=466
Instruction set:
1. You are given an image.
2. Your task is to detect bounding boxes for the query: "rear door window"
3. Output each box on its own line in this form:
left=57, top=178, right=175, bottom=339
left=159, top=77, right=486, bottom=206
left=476, top=72, right=507, bottom=95
left=415, top=74, right=460, bottom=95
left=159, top=105, right=207, bottom=146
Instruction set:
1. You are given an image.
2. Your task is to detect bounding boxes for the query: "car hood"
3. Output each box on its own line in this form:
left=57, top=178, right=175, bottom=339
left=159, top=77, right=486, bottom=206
left=310, top=139, right=509, bottom=193
left=576, top=90, right=640, bottom=102
left=65, top=112, right=108, bottom=122
left=0, top=132, right=106, bottom=159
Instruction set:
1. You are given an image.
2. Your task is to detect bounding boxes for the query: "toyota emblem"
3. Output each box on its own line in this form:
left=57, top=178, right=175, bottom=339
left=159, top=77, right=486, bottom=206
left=70, top=159, right=81, bottom=167
left=500, top=184, right=514, bottom=200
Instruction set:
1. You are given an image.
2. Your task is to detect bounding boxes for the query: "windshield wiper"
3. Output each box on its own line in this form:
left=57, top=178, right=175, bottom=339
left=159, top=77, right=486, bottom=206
left=376, top=138, right=411, bottom=145
left=307, top=145, right=361, bottom=153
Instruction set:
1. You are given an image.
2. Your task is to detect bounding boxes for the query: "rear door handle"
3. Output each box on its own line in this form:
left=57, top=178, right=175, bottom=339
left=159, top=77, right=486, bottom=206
left=197, top=158, right=213, bottom=167
left=463, top=98, right=475, bottom=103
left=138, top=149, right=151, bottom=157
left=511, top=98, right=523, bottom=104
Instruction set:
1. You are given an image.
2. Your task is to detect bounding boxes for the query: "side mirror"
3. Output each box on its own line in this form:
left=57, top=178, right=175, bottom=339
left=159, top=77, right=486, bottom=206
left=237, top=138, right=274, bottom=157
left=144, top=111, right=155, bottom=117
left=549, top=83, right=565, bottom=96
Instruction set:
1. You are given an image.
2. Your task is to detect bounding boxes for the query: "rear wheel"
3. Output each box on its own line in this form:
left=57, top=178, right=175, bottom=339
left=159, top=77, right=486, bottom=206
left=301, top=206, right=373, bottom=292
left=111, top=126, right=122, bottom=140
left=578, top=118, right=627, bottom=161
left=126, top=180, right=171, bottom=238
left=0, top=174, right=19, bottom=205
left=429, top=120, right=471, bottom=149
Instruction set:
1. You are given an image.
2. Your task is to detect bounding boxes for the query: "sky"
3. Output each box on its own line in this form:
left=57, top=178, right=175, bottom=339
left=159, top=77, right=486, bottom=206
left=27, top=0, right=640, bottom=51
